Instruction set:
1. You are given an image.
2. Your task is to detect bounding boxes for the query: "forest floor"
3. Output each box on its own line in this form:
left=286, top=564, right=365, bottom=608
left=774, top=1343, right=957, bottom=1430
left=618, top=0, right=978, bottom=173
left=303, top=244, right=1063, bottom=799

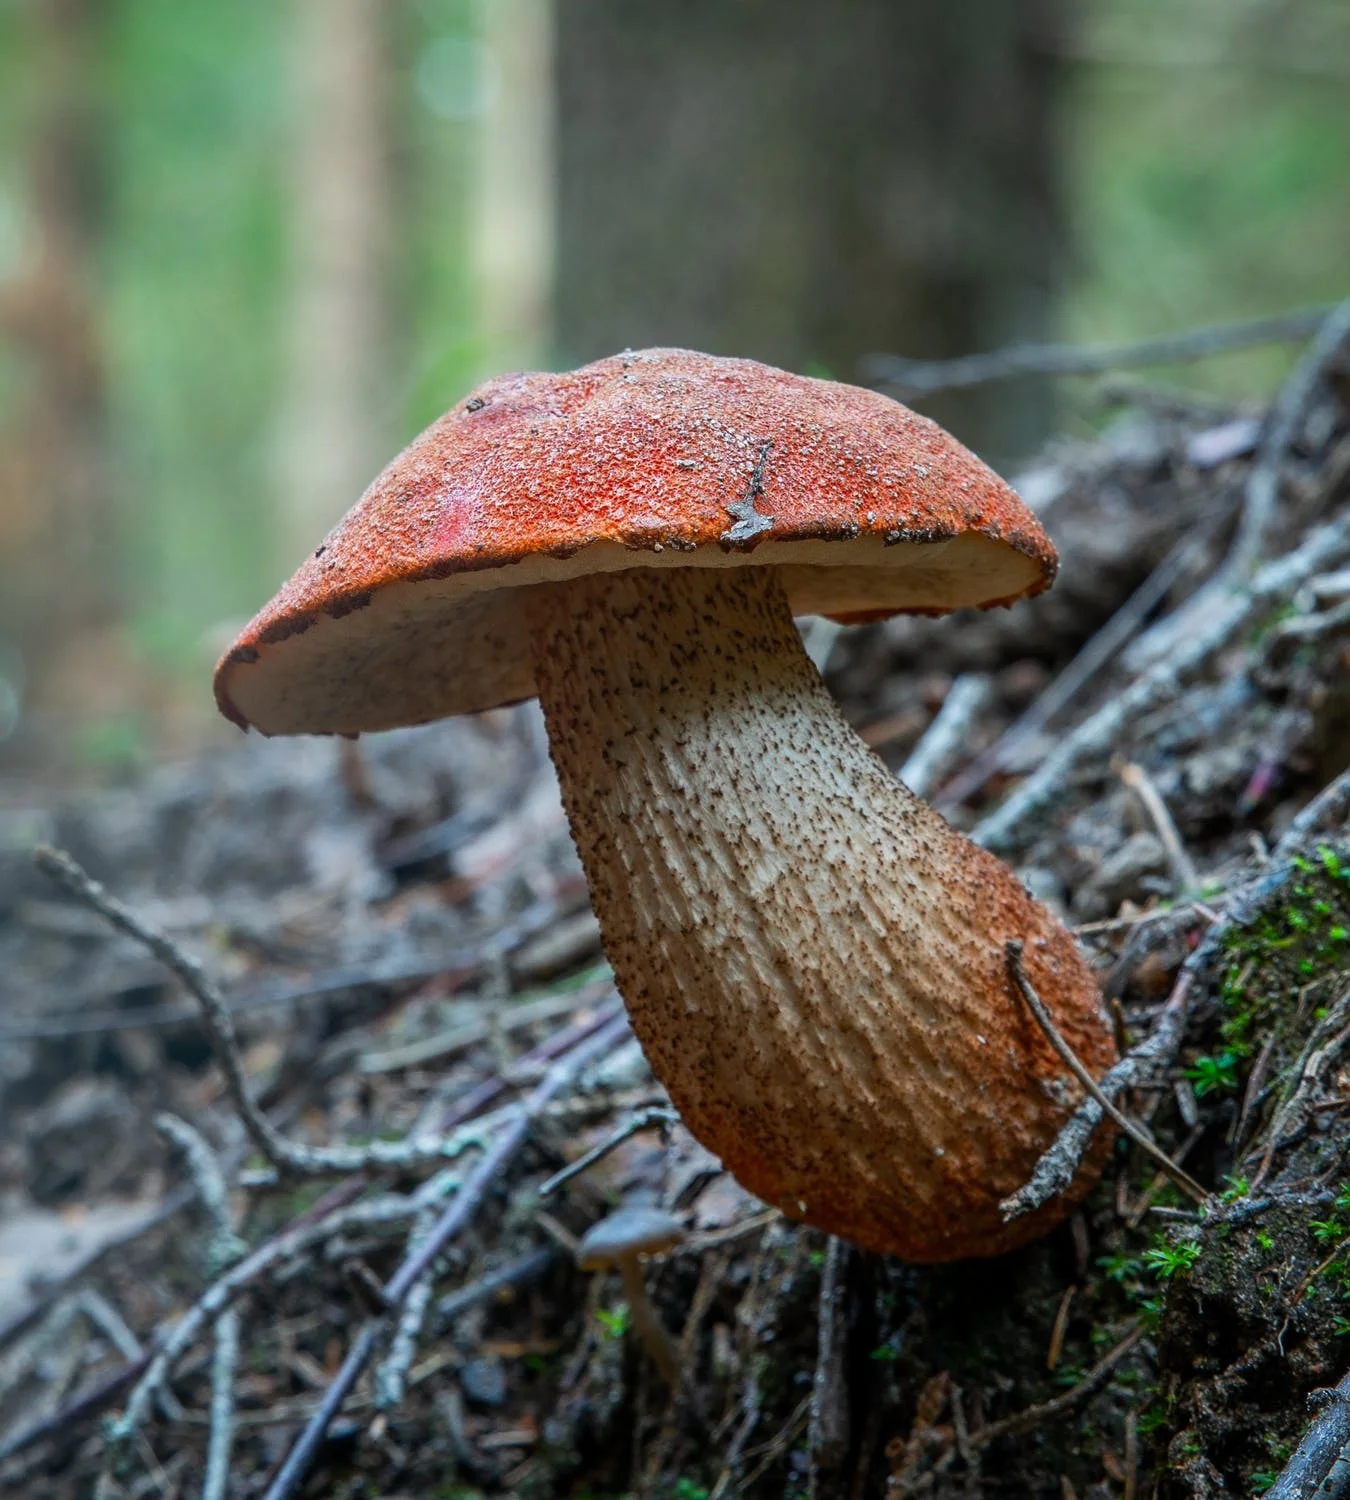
left=2, top=323, right=1350, bottom=1499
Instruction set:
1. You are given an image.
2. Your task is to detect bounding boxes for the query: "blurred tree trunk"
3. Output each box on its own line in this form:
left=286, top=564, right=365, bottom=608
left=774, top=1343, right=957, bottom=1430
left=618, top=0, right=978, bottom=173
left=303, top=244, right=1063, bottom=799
left=555, top=0, right=1067, bottom=462
left=474, top=0, right=555, bottom=373
left=275, top=0, right=390, bottom=569
left=0, top=0, right=112, bottom=738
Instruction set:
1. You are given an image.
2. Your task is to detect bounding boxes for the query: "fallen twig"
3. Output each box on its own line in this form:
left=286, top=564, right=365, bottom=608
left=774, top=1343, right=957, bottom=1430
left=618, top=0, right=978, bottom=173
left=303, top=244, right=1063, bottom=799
left=1266, top=1368, right=1350, bottom=1500
left=34, top=845, right=295, bottom=1174
left=260, top=1012, right=632, bottom=1500
left=1131, top=296, right=1350, bottom=671
left=0, top=894, right=568, bottom=1042
left=806, top=1237, right=852, bottom=1493
left=391, top=1014, right=629, bottom=1304
left=1006, top=858, right=1293, bottom=1220
left=154, top=1115, right=246, bottom=1275
left=373, top=1208, right=439, bottom=1411
left=32, top=845, right=593, bottom=1180
left=971, top=1324, right=1145, bottom=1449
left=1004, top=943, right=1207, bottom=1207
left=104, top=1191, right=429, bottom=1453
left=1234, top=298, right=1350, bottom=577
left=1002, top=967, right=1194, bottom=1221
left=738, top=1396, right=811, bottom=1490
left=862, top=303, right=1337, bottom=400
left=434, top=1248, right=556, bottom=1331
left=1248, top=988, right=1350, bottom=1189
left=0, top=1187, right=195, bottom=1357
left=203, top=1308, right=239, bottom=1500
left=1119, top=760, right=1199, bottom=891
left=74, top=1290, right=143, bottom=1364
left=262, top=1321, right=382, bottom=1500
left=898, top=674, right=993, bottom=799
left=538, top=1105, right=678, bottom=1197
left=937, top=529, right=1213, bottom=811
left=1276, top=765, right=1350, bottom=861
left=975, top=517, right=1350, bottom=852
left=152, top=1116, right=245, bottom=1500
left=358, top=979, right=607, bottom=1074
left=0, top=1343, right=157, bottom=1466
left=434, top=996, right=626, bottom=1130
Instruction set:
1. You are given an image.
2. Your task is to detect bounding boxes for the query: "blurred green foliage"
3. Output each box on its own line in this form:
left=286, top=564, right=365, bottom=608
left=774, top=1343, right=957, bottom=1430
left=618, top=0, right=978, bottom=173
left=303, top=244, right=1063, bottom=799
left=2, top=0, right=484, bottom=689
left=1065, top=0, right=1350, bottom=397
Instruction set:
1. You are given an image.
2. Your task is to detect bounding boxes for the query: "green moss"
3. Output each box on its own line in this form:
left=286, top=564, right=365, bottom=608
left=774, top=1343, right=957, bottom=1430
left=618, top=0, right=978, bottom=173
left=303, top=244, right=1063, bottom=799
left=1218, top=845, right=1350, bottom=1061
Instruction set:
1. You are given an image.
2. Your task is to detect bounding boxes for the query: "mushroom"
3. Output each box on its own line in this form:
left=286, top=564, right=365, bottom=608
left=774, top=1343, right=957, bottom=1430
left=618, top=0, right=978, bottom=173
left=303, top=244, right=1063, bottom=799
left=575, top=1206, right=686, bottom=1382
left=215, top=348, right=1117, bottom=1262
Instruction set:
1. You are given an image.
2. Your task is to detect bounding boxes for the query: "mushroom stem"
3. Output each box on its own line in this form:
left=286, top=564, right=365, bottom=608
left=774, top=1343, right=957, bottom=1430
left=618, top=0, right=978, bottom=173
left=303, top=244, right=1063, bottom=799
left=528, top=564, right=1114, bottom=1262
left=616, top=1256, right=680, bottom=1385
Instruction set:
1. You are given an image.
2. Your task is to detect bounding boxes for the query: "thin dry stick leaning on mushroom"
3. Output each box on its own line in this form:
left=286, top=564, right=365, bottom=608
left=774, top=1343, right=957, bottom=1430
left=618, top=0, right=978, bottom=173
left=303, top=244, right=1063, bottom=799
left=215, top=348, right=1117, bottom=1262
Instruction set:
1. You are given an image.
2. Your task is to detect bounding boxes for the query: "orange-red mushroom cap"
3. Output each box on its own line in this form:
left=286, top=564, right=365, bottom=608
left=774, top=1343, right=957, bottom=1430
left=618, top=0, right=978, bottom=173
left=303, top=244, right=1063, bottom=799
left=216, top=348, right=1056, bottom=737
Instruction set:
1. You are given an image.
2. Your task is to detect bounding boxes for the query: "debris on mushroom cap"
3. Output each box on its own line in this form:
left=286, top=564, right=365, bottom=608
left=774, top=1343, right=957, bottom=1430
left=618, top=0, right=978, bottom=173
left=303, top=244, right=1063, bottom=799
left=215, top=347, right=1056, bottom=737
left=575, top=1206, right=687, bottom=1269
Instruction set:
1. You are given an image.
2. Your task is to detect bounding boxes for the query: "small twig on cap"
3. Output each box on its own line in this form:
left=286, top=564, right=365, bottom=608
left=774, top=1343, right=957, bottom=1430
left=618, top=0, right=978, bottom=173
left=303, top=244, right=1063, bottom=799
left=1118, top=760, right=1199, bottom=891
left=1263, top=1368, right=1350, bottom=1500
left=975, top=516, right=1350, bottom=852
left=898, top=674, right=993, bottom=800
left=969, top=1323, right=1145, bottom=1449
left=538, top=1104, right=678, bottom=1197
left=1004, top=942, right=1207, bottom=1206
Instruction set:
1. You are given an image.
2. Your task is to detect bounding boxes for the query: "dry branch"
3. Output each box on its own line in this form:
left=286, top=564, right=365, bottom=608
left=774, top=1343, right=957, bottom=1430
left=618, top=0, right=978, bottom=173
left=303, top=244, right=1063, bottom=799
left=1128, top=296, right=1350, bottom=670
left=1266, top=1369, right=1350, bottom=1500
left=976, top=516, right=1350, bottom=852
left=863, top=303, right=1337, bottom=400
left=970, top=1324, right=1145, bottom=1449
left=259, top=1012, right=631, bottom=1500
left=898, top=674, right=992, bottom=799
left=996, top=954, right=1206, bottom=1212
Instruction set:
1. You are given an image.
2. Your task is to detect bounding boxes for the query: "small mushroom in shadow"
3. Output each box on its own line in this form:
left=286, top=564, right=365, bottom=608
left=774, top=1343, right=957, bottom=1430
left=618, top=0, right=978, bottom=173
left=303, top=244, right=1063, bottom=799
left=576, top=1206, right=686, bottom=1384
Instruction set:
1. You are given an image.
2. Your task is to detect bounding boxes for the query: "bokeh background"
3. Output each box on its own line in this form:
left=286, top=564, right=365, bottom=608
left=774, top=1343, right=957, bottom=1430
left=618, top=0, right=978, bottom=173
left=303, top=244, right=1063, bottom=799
left=0, top=0, right=1347, bottom=777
